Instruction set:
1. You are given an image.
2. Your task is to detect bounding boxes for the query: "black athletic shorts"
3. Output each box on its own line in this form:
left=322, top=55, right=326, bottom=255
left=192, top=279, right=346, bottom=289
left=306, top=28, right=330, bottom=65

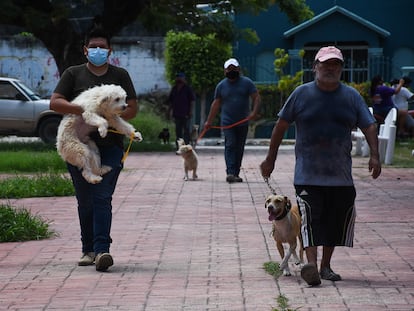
left=295, top=185, right=356, bottom=248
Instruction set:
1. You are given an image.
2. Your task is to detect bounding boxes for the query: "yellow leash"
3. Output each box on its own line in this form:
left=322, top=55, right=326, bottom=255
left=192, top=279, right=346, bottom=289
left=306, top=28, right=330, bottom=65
left=108, top=129, right=135, bottom=163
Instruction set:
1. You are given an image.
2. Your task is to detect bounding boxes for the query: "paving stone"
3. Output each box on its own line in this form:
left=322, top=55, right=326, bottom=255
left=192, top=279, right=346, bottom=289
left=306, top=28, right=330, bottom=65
left=0, top=147, right=413, bottom=310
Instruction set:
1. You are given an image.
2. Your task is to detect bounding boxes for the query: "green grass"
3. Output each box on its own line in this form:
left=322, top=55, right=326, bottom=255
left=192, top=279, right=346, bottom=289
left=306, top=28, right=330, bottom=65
left=263, top=261, right=282, bottom=278
left=0, top=174, right=74, bottom=199
left=0, top=141, right=56, bottom=152
left=271, top=295, right=301, bottom=311
left=0, top=150, right=66, bottom=172
left=129, top=140, right=175, bottom=152
left=130, top=110, right=173, bottom=141
left=391, top=139, right=414, bottom=167
left=0, top=204, right=56, bottom=242
left=263, top=262, right=301, bottom=311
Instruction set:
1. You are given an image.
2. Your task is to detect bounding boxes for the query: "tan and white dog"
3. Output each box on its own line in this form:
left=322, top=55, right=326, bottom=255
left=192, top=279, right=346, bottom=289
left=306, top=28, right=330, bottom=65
left=56, top=84, right=142, bottom=184
left=176, top=138, right=198, bottom=181
left=265, top=194, right=304, bottom=276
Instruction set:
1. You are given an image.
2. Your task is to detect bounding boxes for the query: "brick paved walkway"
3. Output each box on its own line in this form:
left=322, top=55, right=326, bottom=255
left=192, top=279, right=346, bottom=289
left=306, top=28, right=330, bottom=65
left=0, top=147, right=413, bottom=310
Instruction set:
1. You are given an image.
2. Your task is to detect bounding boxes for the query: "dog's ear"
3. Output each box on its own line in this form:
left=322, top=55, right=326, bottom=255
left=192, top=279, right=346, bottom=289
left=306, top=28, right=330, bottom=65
left=265, top=196, right=271, bottom=208
left=284, top=196, right=292, bottom=210
left=100, top=96, right=110, bottom=106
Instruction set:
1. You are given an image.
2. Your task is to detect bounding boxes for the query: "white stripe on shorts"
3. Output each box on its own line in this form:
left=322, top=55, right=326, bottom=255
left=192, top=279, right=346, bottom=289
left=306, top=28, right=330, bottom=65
left=296, top=195, right=310, bottom=248
left=344, top=204, right=356, bottom=247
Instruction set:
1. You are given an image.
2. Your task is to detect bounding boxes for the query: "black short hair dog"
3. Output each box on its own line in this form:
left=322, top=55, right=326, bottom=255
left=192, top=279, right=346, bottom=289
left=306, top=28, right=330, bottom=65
left=158, top=128, right=170, bottom=144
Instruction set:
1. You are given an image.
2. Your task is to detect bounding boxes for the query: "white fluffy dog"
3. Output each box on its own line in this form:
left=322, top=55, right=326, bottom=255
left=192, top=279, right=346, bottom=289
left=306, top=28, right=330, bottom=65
left=56, top=84, right=142, bottom=184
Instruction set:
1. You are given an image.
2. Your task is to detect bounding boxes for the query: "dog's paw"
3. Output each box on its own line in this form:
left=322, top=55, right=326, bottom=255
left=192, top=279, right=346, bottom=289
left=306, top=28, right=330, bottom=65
left=98, top=125, right=108, bottom=138
left=83, top=174, right=103, bottom=184
left=133, top=131, right=143, bottom=142
left=282, top=269, right=292, bottom=276
left=295, top=261, right=304, bottom=268
left=100, top=165, right=112, bottom=176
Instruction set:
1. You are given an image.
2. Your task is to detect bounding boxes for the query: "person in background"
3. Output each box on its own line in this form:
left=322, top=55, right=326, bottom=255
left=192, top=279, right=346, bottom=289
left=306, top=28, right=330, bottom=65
left=370, top=75, right=407, bottom=136
left=168, top=72, right=195, bottom=149
left=50, top=26, right=138, bottom=272
left=204, top=58, right=261, bottom=183
left=391, top=76, right=414, bottom=137
left=260, top=46, right=381, bottom=286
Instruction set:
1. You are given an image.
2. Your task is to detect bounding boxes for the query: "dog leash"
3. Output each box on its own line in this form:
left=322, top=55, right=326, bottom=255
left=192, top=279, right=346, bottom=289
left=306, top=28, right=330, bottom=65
left=107, top=129, right=135, bottom=163
left=196, top=117, right=251, bottom=143
left=263, top=177, right=277, bottom=195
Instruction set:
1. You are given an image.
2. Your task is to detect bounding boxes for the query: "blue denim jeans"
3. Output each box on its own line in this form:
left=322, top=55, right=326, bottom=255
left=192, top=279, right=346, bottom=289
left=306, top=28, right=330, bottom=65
left=223, top=125, right=248, bottom=176
left=67, top=145, right=123, bottom=255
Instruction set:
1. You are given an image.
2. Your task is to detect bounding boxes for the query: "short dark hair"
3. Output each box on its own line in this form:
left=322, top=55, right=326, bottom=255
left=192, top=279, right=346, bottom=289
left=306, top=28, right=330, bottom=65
left=84, top=26, right=111, bottom=47
left=403, top=76, right=412, bottom=85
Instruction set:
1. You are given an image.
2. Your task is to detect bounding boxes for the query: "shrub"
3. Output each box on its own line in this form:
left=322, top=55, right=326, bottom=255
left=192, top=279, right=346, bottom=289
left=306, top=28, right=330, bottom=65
left=0, top=204, right=55, bottom=242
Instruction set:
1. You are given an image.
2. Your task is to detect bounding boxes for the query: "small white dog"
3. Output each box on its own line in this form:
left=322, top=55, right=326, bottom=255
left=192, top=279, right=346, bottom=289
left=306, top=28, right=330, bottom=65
left=56, top=84, right=142, bottom=184
left=176, top=138, right=198, bottom=181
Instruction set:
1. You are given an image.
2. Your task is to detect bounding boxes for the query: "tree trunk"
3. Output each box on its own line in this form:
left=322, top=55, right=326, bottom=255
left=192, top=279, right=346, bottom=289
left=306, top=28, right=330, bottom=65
left=28, top=18, right=85, bottom=76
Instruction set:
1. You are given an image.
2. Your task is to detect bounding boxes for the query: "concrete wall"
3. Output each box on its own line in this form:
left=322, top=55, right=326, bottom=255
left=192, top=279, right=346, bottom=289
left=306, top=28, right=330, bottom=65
left=0, top=37, right=170, bottom=97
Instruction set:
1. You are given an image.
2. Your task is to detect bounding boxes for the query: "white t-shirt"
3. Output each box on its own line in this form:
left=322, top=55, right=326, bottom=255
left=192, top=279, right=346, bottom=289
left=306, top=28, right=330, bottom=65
left=392, top=86, right=414, bottom=110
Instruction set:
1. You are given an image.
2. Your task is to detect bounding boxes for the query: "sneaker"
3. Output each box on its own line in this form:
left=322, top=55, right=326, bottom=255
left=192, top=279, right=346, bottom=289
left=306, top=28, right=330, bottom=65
left=300, top=263, right=321, bottom=286
left=95, top=252, right=113, bottom=272
left=226, top=175, right=236, bottom=183
left=78, top=252, right=95, bottom=266
left=234, top=176, right=243, bottom=182
left=320, top=266, right=342, bottom=281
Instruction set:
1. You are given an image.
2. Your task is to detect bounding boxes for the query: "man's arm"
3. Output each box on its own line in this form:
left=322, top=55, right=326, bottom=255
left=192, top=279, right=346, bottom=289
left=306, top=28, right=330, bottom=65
left=361, top=123, right=382, bottom=179
left=249, top=91, right=261, bottom=120
left=204, top=98, right=222, bottom=129
left=260, top=118, right=290, bottom=178
left=50, top=93, right=83, bottom=115
left=121, top=98, right=138, bottom=120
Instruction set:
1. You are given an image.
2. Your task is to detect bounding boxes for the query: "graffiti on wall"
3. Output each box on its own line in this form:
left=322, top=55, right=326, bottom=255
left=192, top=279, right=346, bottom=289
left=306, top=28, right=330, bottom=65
left=0, top=39, right=170, bottom=97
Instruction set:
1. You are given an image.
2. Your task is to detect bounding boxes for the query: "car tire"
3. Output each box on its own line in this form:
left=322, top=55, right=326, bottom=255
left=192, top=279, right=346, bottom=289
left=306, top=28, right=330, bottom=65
left=38, top=116, right=62, bottom=144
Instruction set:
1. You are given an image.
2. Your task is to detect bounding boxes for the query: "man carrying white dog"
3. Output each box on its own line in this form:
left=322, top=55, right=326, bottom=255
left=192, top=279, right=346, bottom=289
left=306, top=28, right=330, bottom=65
left=50, top=26, right=138, bottom=272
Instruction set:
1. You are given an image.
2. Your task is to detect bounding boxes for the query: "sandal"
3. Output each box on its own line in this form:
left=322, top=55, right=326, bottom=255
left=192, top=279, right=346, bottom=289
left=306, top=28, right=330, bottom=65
left=320, top=266, right=342, bottom=281
left=301, top=263, right=321, bottom=286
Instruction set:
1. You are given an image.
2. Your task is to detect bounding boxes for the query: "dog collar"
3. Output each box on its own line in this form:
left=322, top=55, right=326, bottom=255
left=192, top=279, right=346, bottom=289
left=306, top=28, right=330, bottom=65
left=274, top=207, right=288, bottom=220
left=274, top=202, right=291, bottom=220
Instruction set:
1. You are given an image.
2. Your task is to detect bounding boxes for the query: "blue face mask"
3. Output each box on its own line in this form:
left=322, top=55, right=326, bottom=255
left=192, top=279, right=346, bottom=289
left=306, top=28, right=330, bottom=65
left=87, top=47, right=109, bottom=66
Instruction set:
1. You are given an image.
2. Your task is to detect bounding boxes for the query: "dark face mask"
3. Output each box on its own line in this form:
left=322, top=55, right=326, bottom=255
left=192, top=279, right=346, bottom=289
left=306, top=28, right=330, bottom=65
left=226, top=70, right=239, bottom=80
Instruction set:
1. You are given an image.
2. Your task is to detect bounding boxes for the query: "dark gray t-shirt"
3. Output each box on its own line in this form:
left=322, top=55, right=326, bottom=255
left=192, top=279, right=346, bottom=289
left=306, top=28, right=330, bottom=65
left=279, top=81, right=375, bottom=186
left=214, top=76, right=257, bottom=126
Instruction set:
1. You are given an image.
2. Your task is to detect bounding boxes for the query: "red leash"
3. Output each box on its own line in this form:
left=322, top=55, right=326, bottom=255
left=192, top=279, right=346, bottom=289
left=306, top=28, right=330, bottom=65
left=196, top=117, right=250, bottom=143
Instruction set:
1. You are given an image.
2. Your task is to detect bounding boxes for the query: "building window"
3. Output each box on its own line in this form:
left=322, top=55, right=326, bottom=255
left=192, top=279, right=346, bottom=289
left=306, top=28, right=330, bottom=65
left=302, top=44, right=368, bottom=83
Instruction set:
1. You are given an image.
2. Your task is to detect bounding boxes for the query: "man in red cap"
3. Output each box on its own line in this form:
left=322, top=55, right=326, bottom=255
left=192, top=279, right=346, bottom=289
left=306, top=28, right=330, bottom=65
left=260, top=46, right=381, bottom=286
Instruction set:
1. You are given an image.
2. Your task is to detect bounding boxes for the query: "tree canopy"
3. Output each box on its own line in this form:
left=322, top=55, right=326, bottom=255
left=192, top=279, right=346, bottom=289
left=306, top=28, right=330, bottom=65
left=0, top=0, right=313, bottom=75
left=165, top=30, right=232, bottom=125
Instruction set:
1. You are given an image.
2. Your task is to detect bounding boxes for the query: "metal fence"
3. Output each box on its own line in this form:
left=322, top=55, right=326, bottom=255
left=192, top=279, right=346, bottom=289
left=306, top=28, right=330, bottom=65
left=240, top=54, right=392, bottom=85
